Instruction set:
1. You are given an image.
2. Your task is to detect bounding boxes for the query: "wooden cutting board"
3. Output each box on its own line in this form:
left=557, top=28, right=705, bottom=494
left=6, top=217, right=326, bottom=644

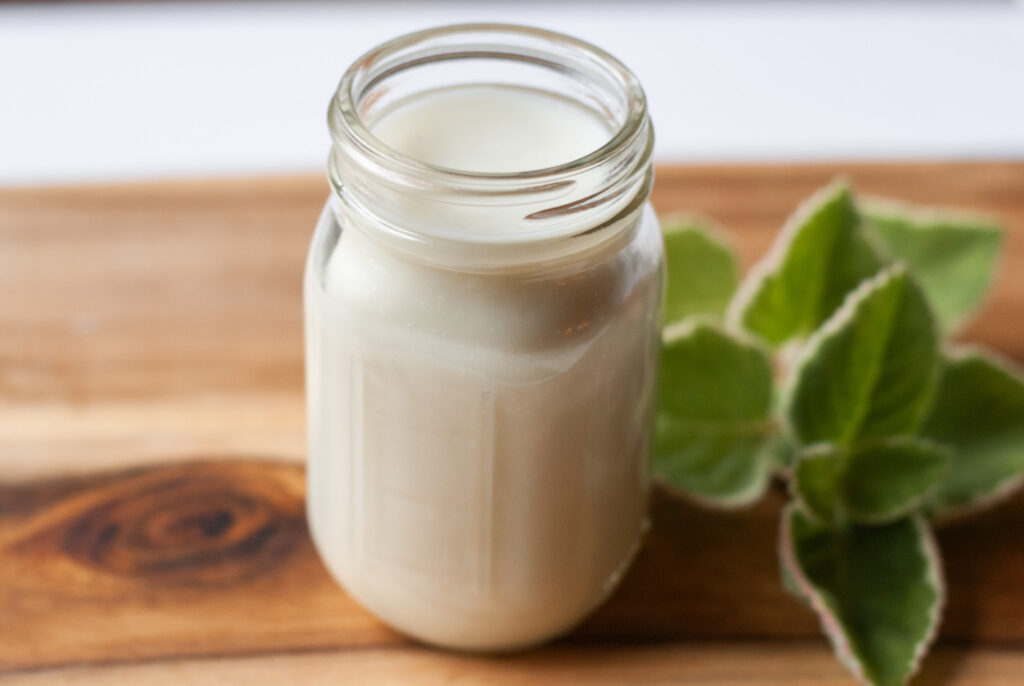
left=1, top=162, right=1022, bottom=684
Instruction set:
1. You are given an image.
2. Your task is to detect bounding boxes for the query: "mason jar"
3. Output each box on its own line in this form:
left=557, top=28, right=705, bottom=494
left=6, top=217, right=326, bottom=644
left=304, top=24, right=662, bottom=651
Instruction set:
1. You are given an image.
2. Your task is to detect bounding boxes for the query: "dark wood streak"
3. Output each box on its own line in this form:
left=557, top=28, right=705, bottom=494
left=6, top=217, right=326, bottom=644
left=57, top=473, right=298, bottom=587
left=0, top=461, right=403, bottom=672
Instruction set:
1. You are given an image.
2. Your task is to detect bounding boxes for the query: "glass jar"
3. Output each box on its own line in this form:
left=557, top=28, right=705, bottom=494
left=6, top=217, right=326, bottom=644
left=304, top=24, right=662, bottom=652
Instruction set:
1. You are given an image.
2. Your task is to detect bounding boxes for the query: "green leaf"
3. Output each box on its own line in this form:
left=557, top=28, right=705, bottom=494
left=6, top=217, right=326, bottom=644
left=662, top=217, right=739, bottom=326
left=793, top=446, right=842, bottom=524
left=780, top=506, right=944, bottom=686
left=782, top=265, right=939, bottom=446
left=654, top=321, right=775, bottom=507
left=922, top=349, right=1024, bottom=516
left=730, top=180, right=883, bottom=345
left=842, top=439, right=951, bottom=525
left=864, top=199, right=1002, bottom=333
left=765, top=432, right=798, bottom=470
left=793, top=439, right=951, bottom=526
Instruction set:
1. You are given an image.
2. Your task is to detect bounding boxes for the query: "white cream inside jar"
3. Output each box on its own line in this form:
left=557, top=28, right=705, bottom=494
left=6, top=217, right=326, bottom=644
left=305, top=24, right=661, bottom=652
left=371, top=84, right=610, bottom=176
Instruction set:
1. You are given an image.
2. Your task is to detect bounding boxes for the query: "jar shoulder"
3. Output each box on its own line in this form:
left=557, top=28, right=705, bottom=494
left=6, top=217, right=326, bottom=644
left=306, top=201, right=663, bottom=355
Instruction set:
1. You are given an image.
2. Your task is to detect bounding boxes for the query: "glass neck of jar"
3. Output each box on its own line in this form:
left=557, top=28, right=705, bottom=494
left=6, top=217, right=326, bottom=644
left=326, top=25, right=654, bottom=273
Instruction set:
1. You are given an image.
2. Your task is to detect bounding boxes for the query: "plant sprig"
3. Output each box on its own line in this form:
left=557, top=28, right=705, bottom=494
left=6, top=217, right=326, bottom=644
left=655, top=178, right=1021, bottom=686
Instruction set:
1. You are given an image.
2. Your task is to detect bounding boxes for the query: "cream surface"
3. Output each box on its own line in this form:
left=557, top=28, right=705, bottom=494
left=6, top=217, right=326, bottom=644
left=305, top=85, right=660, bottom=651
left=370, top=85, right=610, bottom=174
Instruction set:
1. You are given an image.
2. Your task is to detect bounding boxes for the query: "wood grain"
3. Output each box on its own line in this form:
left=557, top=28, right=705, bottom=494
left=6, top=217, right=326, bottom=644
left=1, top=163, right=1023, bottom=681
left=0, top=163, right=1020, bottom=406
left=3, top=642, right=1021, bottom=686
left=2, top=461, right=1023, bottom=673
left=1, top=163, right=1022, bottom=481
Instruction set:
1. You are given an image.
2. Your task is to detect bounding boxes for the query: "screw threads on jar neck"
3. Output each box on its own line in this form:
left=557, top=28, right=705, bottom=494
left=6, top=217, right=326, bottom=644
left=327, top=23, right=653, bottom=271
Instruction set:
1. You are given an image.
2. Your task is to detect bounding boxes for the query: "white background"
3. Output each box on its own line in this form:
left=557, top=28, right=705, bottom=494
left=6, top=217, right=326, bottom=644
left=1, top=1, right=1023, bottom=185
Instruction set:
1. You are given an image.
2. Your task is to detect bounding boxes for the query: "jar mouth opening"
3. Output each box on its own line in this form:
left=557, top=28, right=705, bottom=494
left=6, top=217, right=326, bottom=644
left=329, top=23, right=649, bottom=194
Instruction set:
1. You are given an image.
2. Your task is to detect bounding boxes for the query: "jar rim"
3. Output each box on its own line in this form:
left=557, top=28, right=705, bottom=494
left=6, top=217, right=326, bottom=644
left=328, top=23, right=650, bottom=195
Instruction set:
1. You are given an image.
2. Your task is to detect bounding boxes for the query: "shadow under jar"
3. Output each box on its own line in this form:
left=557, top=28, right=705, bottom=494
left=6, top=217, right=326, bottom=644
left=304, top=24, right=662, bottom=652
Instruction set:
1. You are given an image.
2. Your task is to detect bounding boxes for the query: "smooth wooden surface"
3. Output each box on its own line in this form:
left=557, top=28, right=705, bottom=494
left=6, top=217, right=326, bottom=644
left=5, top=643, right=1024, bottom=686
left=1, top=162, right=1023, bottom=682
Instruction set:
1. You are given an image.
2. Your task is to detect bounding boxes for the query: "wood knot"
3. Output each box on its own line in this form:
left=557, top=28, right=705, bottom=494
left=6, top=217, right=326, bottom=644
left=57, top=462, right=305, bottom=587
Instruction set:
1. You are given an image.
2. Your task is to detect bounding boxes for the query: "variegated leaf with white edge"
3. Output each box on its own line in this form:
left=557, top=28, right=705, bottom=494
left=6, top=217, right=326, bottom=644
left=863, top=198, right=1002, bottom=334
left=661, top=215, right=739, bottom=326
left=653, top=320, right=775, bottom=507
left=782, top=265, right=940, bottom=447
left=923, top=348, right=1024, bottom=518
left=780, top=506, right=944, bottom=686
left=793, top=439, right=951, bottom=527
left=729, top=180, right=883, bottom=346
